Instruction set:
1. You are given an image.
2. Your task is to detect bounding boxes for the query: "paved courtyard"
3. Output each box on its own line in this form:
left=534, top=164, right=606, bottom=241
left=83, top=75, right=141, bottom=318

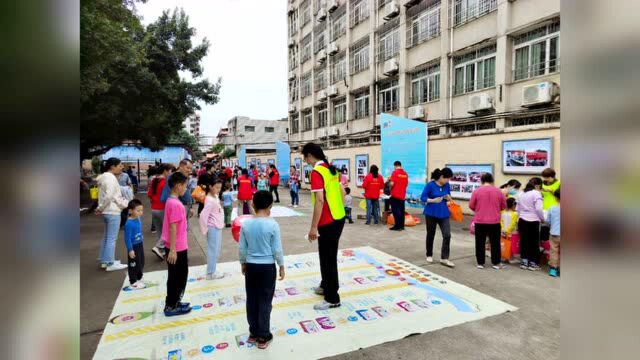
left=80, top=191, right=559, bottom=359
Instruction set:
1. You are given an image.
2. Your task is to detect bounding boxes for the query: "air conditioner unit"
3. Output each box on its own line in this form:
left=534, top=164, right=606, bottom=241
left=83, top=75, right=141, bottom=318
left=317, top=8, right=327, bottom=21
left=288, top=104, right=297, bottom=113
left=402, top=0, right=420, bottom=7
left=317, top=48, right=327, bottom=62
left=408, top=105, right=425, bottom=119
left=327, top=85, right=338, bottom=97
left=468, top=93, right=493, bottom=113
left=328, top=0, right=339, bottom=12
left=288, top=38, right=295, bottom=48
left=327, top=42, right=339, bottom=56
left=318, top=89, right=327, bottom=100
left=288, top=71, right=296, bottom=80
left=383, top=1, right=400, bottom=21
left=288, top=4, right=295, bottom=14
left=522, top=81, right=558, bottom=107
left=383, top=58, right=399, bottom=76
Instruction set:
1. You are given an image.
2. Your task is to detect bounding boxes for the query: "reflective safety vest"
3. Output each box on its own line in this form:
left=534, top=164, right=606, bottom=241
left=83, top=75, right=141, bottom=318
left=311, top=164, right=346, bottom=220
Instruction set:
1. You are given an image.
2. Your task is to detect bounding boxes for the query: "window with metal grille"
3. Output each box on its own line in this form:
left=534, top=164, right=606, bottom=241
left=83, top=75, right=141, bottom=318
left=303, top=110, right=313, bottom=130
left=316, top=104, right=328, bottom=128
left=245, top=126, right=256, bottom=132
left=411, top=63, right=440, bottom=104
left=291, top=115, right=300, bottom=133
left=314, top=0, right=325, bottom=14
left=289, top=78, right=299, bottom=102
left=354, top=91, right=370, bottom=119
left=507, top=113, right=559, bottom=127
left=331, top=53, right=346, bottom=84
left=313, top=23, right=327, bottom=53
left=378, top=0, right=390, bottom=8
left=350, top=0, right=369, bottom=28
left=350, top=137, right=370, bottom=146
left=428, top=126, right=440, bottom=136
left=288, top=10, right=298, bottom=36
left=453, top=44, right=496, bottom=95
left=333, top=98, right=347, bottom=124
left=331, top=139, right=347, bottom=147
left=314, top=67, right=327, bottom=90
left=265, top=127, right=275, bottom=133
left=513, top=19, right=560, bottom=81
left=289, top=45, right=298, bottom=70
left=378, top=27, right=400, bottom=62
left=301, top=33, right=312, bottom=63
left=451, top=120, right=495, bottom=133
left=301, top=0, right=312, bottom=26
left=451, top=0, right=497, bottom=27
left=301, top=72, right=312, bottom=97
left=350, top=36, right=370, bottom=74
left=330, top=7, right=346, bottom=41
left=406, top=1, right=441, bottom=48
left=378, top=80, right=399, bottom=112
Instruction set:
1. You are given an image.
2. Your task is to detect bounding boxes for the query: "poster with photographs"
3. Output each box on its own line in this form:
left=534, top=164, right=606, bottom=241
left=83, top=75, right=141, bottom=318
left=250, top=158, right=256, bottom=166
left=303, top=164, right=313, bottom=184
left=502, top=138, right=553, bottom=174
left=446, top=164, right=494, bottom=200
left=331, top=159, right=350, bottom=181
left=355, top=154, right=368, bottom=187
left=268, top=159, right=275, bottom=165
left=294, top=158, right=302, bottom=171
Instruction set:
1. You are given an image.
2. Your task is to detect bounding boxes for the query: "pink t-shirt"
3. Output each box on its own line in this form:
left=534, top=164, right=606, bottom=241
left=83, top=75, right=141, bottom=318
left=469, top=185, right=507, bottom=224
left=162, top=197, right=188, bottom=251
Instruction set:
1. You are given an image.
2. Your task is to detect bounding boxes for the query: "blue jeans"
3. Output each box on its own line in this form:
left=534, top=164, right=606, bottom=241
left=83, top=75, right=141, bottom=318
left=366, top=199, right=380, bottom=224
left=99, top=214, right=120, bottom=264
left=290, top=189, right=299, bottom=205
left=206, top=226, right=222, bottom=275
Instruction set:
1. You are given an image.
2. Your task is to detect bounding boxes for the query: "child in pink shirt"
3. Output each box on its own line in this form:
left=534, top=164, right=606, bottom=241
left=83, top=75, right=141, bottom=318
left=199, top=179, right=225, bottom=280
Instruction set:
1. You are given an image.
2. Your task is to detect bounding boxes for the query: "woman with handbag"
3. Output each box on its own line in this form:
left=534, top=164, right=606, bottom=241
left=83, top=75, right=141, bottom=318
left=420, top=168, right=455, bottom=268
left=95, top=157, right=129, bottom=271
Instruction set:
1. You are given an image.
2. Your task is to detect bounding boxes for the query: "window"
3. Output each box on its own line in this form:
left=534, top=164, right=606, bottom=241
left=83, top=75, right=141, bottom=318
left=317, top=104, right=328, bottom=128
left=453, top=44, right=496, bottom=95
left=265, top=127, right=275, bottom=133
left=331, top=14, right=346, bottom=41
left=407, top=2, right=440, bottom=48
left=513, top=20, right=560, bottom=81
left=428, top=126, right=440, bottom=136
left=289, top=78, right=299, bottom=102
left=331, top=54, right=346, bottom=84
left=314, top=67, right=327, bottom=91
left=313, top=23, right=326, bottom=53
left=378, top=28, right=400, bottom=61
left=301, top=72, right=312, bottom=97
left=333, top=99, right=346, bottom=124
left=354, top=92, right=370, bottom=119
left=303, top=111, right=313, bottom=131
left=411, top=63, right=440, bottom=104
left=244, top=126, right=255, bottom=132
left=301, top=0, right=311, bottom=26
left=378, top=80, right=399, bottom=112
left=291, top=115, right=299, bottom=133
left=288, top=10, right=298, bottom=36
left=452, top=0, right=497, bottom=27
left=301, top=33, right=312, bottom=63
left=314, top=0, right=325, bottom=14
left=451, top=121, right=495, bottom=134
left=288, top=45, right=298, bottom=70
left=378, top=0, right=390, bottom=8
left=350, top=0, right=369, bottom=28
left=350, top=37, right=370, bottom=74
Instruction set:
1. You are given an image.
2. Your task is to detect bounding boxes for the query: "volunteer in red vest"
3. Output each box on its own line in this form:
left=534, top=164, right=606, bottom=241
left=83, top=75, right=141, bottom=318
left=303, top=143, right=345, bottom=311
left=268, top=164, right=281, bottom=203
left=362, top=165, right=385, bottom=225
left=236, top=169, right=255, bottom=215
left=389, top=161, right=408, bottom=231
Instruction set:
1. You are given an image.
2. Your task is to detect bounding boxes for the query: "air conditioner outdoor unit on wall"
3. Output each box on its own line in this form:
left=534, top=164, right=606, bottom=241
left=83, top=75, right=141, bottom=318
left=317, top=8, right=327, bottom=21
left=288, top=104, right=297, bottom=113
left=522, top=81, right=558, bottom=107
left=288, top=4, right=295, bottom=14
left=327, top=42, right=339, bottom=55
left=318, top=89, right=327, bottom=100
left=288, top=71, right=296, bottom=80
left=402, top=0, right=420, bottom=7
left=383, top=1, right=400, bottom=21
left=328, top=0, right=339, bottom=12
left=327, top=85, right=338, bottom=97
left=317, top=48, right=327, bottom=63
left=383, top=58, right=399, bottom=76
left=408, top=105, right=425, bottom=119
left=288, top=38, right=295, bottom=48
left=468, top=93, right=493, bottom=113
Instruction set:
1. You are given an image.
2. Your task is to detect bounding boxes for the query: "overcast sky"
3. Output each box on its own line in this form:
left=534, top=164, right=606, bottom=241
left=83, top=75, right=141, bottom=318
left=137, top=0, right=288, bottom=137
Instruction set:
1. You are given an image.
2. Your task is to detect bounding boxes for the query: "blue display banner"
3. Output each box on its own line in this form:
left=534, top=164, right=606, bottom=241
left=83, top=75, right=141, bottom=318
left=380, top=113, right=427, bottom=206
left=276, top=141, right=291, bottom=185
left=238, top=146, right=246, bottom=168
left=101, top=145, right=190, bottom=164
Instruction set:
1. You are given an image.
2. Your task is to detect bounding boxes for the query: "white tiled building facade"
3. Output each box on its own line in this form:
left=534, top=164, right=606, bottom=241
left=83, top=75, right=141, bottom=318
left=286, top=0, right=560, bottom=149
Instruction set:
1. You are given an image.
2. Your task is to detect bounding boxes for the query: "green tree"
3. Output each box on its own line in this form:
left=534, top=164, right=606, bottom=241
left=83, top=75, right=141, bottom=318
left=222, top=148, right=236, bottom=159
left=211, top=143, right=225, bottom=154
left=81, top=1, right=221, bottom=158
left=170, top=129, right=202, bottom=159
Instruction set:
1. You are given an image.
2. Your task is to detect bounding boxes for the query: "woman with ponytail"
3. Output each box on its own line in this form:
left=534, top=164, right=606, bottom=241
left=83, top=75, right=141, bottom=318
left=301, top=143, right=345, bottom=311
left=420, top=167, right=455, bottom=268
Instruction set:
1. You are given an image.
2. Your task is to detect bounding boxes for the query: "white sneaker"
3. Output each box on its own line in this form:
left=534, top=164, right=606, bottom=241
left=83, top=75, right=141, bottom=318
left=100, top=263, right=107, bottom=269
left=426, top=257, right=434, bottom=263
left=294, top=205, right=298, bottom=208
left=131, top=281, right=146, bottom=289
left=313, top=300, right=340, bottom=311
left=106, top=262, right=127, bottom=271
left=151, top=247, right=165, bottom=260
left=492, top=264, right=506, bottom=270
left=440, top=259, right=455, bottom=268
left=476, top=265, right=484, bottom=269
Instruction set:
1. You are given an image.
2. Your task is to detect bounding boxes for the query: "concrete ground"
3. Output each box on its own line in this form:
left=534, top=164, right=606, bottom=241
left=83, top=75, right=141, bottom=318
left=80, top=191, right=559, bottom=360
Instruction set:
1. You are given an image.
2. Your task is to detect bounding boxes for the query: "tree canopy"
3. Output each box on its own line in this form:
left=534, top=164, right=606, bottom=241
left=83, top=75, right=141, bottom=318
left=81, top=0, right=220, bottom=158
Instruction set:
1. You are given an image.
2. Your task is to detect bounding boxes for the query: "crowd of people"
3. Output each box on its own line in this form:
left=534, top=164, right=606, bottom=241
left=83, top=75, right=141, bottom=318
left=92, top=141, right=560, bottom=350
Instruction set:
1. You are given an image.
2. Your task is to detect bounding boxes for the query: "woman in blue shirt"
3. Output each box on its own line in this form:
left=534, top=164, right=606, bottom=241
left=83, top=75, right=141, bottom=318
left=421, top=168, right=455, bottom=268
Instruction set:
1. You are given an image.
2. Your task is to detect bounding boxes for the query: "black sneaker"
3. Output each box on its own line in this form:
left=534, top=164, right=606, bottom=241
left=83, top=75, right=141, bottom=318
left=164, top=305, right=191, bottom=317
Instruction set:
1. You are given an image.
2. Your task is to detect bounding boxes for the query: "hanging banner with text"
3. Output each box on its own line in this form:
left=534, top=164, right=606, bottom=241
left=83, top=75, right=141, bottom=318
left=237, top=146, right=246, bottom=168
left=380, top=113, right=427, bottom=203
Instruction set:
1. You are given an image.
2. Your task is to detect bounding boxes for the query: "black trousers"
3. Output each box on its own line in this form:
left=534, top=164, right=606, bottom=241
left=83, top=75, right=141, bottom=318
left=518, top=219, right=541, bottom=263
left=384, top=199, right=390, bottom=212
left=197, top=202, right=204, bottom=216
left=390, top=197, right=405, bottom=229
left=345, top=207, right=353, bottom=223
left=425, top=216, right=451, bottom=259
left=474, top=223, right=501, bottom=266
left=245, top=263, right=276, bottom=339
left=318, top=218, right=345, bottom=304
left=165, top=250, right=188, bottom=308
left=127, top=242, right=145, bottom=284
left=269, top=185, right=280, bottom=202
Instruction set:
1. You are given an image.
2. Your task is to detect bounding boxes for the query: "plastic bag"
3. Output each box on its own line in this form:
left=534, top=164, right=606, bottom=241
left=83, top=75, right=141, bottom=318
left=359, top=199, right=367, bottom=211
left=191, top=186, right=206, bottom=204
left=89, top=186, right=99, bottom=200
left=448, top=202, right=464, bottom=222
left=501, top=236, right=512, bottom=261
left=510, top=233, right=520, bottom=256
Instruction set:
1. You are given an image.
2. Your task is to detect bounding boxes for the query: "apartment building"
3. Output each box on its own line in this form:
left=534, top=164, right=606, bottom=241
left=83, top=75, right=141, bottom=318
left=286, top=0, right=560, bottom=149
left=183, top=113, right=201, bottom=138
left=220, top=116, right=289, bottom=154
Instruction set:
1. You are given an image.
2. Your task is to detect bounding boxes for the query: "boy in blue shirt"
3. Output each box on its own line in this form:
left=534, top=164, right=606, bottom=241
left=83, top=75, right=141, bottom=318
left=547, top=189, right=561, bottom=277
left=124, top=199, right=146, bottom=289
left=239, top=191, right=285, bottom=350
